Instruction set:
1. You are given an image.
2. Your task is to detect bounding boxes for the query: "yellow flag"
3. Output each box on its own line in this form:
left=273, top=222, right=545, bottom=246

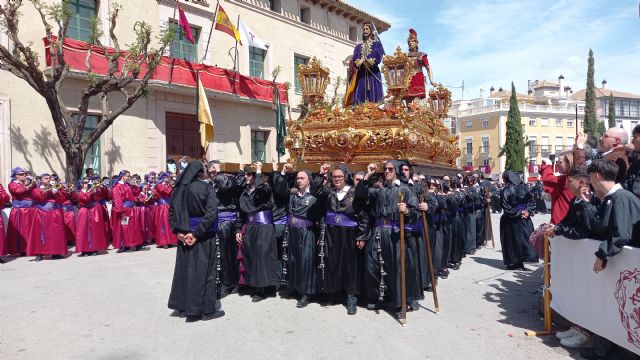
left=197, top=76, right=214, bottom=149
left=214, top=5, right=242, bottom=45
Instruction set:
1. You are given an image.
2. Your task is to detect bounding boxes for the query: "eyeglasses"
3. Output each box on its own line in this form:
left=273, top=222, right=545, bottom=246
left=16, top=173, right=26, bottom=176
left=332, top=176, right=344, bottom=179
left=207, top=171, right=216, bottom=175
left=602, top=133, right=620, bottom=141
left=384, top=167, right=395, bottom=172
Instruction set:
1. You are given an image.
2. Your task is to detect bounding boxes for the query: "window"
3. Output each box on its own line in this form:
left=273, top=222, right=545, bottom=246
left=251, top=130, right=268, bottom=162
left=268, top=0, right=281, bottom=13
left=529, top=159, right=537, bottom=166
left=630, top=101, right=639, bottom=117
left=294, top=55, right=309, bottom=94
left=249, top=46, right=266, bottom=78
left=481, top=119, right=489, bottom=128
left=450, top=118, right=457, bottom=135
left=465, top=121, right=472, bottom=129
left=567, top=137, right=575, bottom=147
left=72, top=114, right=101, bottom=176
left=65, top=0, right=97, bottom=43
left=348, top=25, right=357, bottom=41
left=481, top=137, right=489, bottom=153
left=483, top=159, right=490, bottom=166
left=541, top=118, right=549, bottom=127
left=170, top=22, right=199, bottom=62
left=580, top=121, right=585, bottom=129
left=300, top=5, right=311, bottom=24
left=529, top=118, right=537, bottom=126
left=528, top=136, right=537, bottom=154
left=541, top=136, right=549, bottom=154
left=555, top=136, right=563, bottom=152
left=466, top=142, right=473, bottom=155
left=466, top=161, right=473, bottom=167
left=567, top=120, right=574, bottom=128
left=616, top=100, right=624, bottom=117
left=555, top=118, right=563, bottom=127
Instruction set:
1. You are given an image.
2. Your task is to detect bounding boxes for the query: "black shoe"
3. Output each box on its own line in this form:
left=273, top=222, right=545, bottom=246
left=185, top=316, right=201, bottom=323
left=52, top=255, right=63, bottom=260
left=346, top=303, right=357, bottom=315
left=202, top=310, right=225, bottom=321
left=169, top=310, right=185, bottom=318
left=426, top=283, right=433, bottom=292
left=78, top=252, right=87, bottom=257
left=411, top=300, right=420, bottom=311
left=440, top=269, right=449, bottom=279
left=453, top=263, right=461, bottom=270
left=116, top=248, right=125, bottom=253
left=35, top=255, right=44, bottom=262
left=296, top=295, right=310, bottom=308
left=366, top=303, right=379, bottom=310
left=90, top=252, right=98, bottom=256
left=162, top=245, right=169, bottom=249
left=506, top=264, right=521, bottom=270
left=20, top=252, right=26, bottom=256
left=251, top=294, right=266, bottom=303
left=395, top=310, right=404, bottom=320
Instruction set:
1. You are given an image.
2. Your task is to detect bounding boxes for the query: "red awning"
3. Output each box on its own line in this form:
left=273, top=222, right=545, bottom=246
left=44, top=37, right=288, bottom=104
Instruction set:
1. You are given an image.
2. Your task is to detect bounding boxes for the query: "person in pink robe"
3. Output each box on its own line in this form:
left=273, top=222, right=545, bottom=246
left=56, top=181, right=77, bottom=247
left=111, top=170, right=145, bottom=252
left=6, top=167, right=37, bottom=256
left=75, top=178, right=109, bottom=256
left=0, top=183, right=12, bottom=261
left=153, top=172, right=178, bottom=248
left=31, top=174, right=67, bottom=261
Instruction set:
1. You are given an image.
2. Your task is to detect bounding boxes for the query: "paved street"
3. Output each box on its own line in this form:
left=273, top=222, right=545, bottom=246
left=0, top=212, right=577, bottom=360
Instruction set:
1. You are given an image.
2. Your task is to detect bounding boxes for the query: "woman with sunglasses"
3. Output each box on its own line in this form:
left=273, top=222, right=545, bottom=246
left=5, top=167, right=36, bottom=257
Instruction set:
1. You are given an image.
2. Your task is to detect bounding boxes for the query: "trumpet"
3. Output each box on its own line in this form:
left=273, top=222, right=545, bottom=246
left=24, top=176, right=34, bottom=187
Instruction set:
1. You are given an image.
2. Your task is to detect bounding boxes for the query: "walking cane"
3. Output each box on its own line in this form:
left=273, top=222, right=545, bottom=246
left=399, top=190, right=407, bottom=326
left=419, top=194, right=440, bottom=315
left=485, top=205, right=495, bottom=248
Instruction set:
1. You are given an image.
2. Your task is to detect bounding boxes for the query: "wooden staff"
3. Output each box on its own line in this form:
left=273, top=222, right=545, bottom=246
left=399, top=190, right=407, bottom=326
left=419, top=194, right=440, bottom=314
left=525, top=235, right=554, bottom=336
left=485, top=203, right=495, bottom=248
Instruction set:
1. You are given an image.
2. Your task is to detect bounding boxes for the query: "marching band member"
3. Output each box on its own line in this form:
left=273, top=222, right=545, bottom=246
left=31, top=174, right=67, bottom=261
left=75, top=178, right=109, bottom=256
left=57, top=180, right=77, bottom=246
left=0, top=182, right=12, bottom=259
left=111, top=170, right=144, bottom=252
left=153, top=172, right=178, bottom=248
left=6, top=167, right=36, bottom=256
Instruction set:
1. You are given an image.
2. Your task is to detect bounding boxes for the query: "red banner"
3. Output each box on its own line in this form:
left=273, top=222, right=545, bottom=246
left=462, top=165, right=474, bottom=171
left=479, top=165, right=491, bottom=174
left=44, top=37, right=288, bottom=104
left=528, top=164, right=539, bottom=174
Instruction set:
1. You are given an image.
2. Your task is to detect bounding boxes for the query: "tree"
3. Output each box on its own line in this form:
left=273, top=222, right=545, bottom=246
left=608, top=92, right=616, bottom=128
left=583, top=49, right=600, bottom=137
left=0, top=0, right=174, bottom=182
left=502, top=82, right=526, bottom=171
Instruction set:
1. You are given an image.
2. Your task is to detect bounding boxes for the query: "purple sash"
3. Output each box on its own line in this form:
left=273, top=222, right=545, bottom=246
left=35, top=202, right=59, bottom=211
left=62, top=205, right=75, bottom=212
left=189, top=217, right=218, bottom=233
left=288, top=214, right=314, bottom=228
left=405, top=221, right=423, bottom=233
left=217, top=211, right=237, bottom=223
left=273, top=216, right=288, bottom=225
left=375, top=218, right=401, bottom=230
left=91, top=200, right=107, bottom=208
left=248, top=210, right=273, bottom=225
left=324, top=211, right=358, bottom=227
left=12, top=200, right=33, bottom=208
left=158, top=198, right=171, bottom=205
left=123, top=200, right=135, bottom=208
left=515, top=204, right=528, bottom=212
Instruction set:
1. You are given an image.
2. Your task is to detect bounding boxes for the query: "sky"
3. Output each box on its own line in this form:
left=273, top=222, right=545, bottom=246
left=346, top=0, right=640, bottom=100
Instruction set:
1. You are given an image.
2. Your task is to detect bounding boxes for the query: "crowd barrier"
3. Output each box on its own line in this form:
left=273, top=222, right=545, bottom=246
left=549, top=236, right=640, bottom=355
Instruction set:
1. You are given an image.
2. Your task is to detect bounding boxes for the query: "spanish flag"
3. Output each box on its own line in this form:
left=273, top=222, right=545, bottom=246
left=197, top=73, right=214, bottom=149
left=214, top=4, right=242, bottom=45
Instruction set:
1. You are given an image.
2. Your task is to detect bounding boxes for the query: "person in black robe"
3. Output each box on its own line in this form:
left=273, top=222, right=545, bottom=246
left=235, top=162, right=281, bottom=302
left=274, top=164, right=327, bottom=307
left=399, top=161, right=424, bottom=306
left=499, top=171, right=539, bottom=270
left=420, top=177, right=440, bottom=292
left=447, top=175, right=465, bottom=270
left=207, top=161, right=244, bottom=297
left=168, top=161, right=223, bottom=322
left=623, top=124, right=640, bottom=197
left=270, top=162, right=292, bottom=284
left=318, top=165, right=369, bottom=314
left=491, top=184, right=503, bottom=213
left=463, top=175, right=478, bottom=255
left=355, top=161, right=420, bottom=319
left=472, top=173, right=488, bottom=249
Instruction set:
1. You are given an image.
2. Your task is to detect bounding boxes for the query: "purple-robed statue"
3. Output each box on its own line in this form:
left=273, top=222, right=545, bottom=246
left=347, top=21, right=385, bottom=106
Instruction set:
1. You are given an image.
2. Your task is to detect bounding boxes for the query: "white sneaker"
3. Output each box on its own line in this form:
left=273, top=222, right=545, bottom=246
left=556, top=326, right=580, bottom=340
left=560, top=331, right=591, bottom=348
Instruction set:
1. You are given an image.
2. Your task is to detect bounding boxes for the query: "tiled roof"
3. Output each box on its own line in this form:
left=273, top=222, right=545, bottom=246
left=570, top=87, right=640, bottom=100
left=333, top=1, right=391, bottom=32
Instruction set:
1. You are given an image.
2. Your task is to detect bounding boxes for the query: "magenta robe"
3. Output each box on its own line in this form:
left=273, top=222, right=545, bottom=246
left=31, top=187, right=67, bottom=256
left=0, top=184, right=11, bottom=255
left=75, top=190, right=109, bottom=253
left=111, top=182, right=143, bottom=249
left=6, top=181, right=37, bottom=256
left=57, top=189, right=77, bottom=244
left=152, top=183, right=177, bottom=246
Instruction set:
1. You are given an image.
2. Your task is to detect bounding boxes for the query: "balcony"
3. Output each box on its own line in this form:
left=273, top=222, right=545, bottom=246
left=458, top=102, right=585, bottom=117
left=540, top=145, right=551, bottom=158
left=529, top=146, right=538, bottom=156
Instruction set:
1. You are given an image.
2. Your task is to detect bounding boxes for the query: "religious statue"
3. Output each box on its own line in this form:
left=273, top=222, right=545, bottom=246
left=404, top=29, right=434, bottom=103
left=344, top=21, right=385, bottom=106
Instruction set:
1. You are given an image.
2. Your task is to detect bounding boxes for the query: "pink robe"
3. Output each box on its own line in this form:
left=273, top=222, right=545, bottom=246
left=31, top=187, right=67, bottom=256
left=152, top=183, right=177, bottom=246
left=0, top=184, right=11, bottom=255
left=6, top=181, right=37, bottom=256
left=57, top=189, right=77, bottom=245
left=75, top=190, right=109, bottom=253
left=111, top=182, right=143, bottom=249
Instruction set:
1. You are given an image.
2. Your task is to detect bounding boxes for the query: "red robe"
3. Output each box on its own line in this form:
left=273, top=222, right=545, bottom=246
left=75, top=189, right=109, bottom=253
left=31, top=187, right=67, bottom=256
left=6, top=181, right=37, bottom=256
left=152, top=183, right=177, bottom=246
left=111, top=182, right=143, bottom=249
left=405, top=52, right=430, bottom=100
left=0, top=184, right=11, bottom=255
left=57, top=188, right=77, bottom=244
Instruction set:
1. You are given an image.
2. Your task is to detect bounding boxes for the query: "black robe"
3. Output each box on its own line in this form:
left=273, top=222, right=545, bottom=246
left=623, top=158, right=640, bottom=197
left=419, top=191, right=439, bottom=289
left=499, top=172, right=539, bottom=266
left=319, top=185, right=368, bottom=295
left=213, top=172, right=244, bottom=288
left=463, top=188, right=478, bottom=253
left=448, top=190, right=465, bottom=265
left=355, top=179, right=420, bottom=309
left=554, top=198, right=602, bottom=240
left=237, top=174, right=280, bottom=288
left=168, top=162, right=220, bottom=317
left=595, top=187, right=640, bottom=259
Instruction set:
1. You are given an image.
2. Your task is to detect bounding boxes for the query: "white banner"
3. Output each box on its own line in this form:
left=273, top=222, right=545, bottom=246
left=550, top=236, right=640, bottom=355
left=238, top=19, right=268, bottom=51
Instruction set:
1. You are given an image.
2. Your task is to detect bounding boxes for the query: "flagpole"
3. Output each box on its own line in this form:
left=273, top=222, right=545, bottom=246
left=200, top=0, right=220, bottom=63
left=232, top=14, right=241, bottom=95
left=168, top=0, right=180, bottom=85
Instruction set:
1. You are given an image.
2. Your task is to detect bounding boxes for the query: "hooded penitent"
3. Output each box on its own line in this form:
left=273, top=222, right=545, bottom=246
left=169, top=161, right=204, bottom=234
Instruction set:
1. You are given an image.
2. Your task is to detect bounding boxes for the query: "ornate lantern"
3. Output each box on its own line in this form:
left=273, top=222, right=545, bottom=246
left=297, top=57, right=330, bottom=109
left=381, top=46, right=415, bottom=107
left=284, top=121, right=305, bottom=164
left=428, top=84, right=452, bottom=118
